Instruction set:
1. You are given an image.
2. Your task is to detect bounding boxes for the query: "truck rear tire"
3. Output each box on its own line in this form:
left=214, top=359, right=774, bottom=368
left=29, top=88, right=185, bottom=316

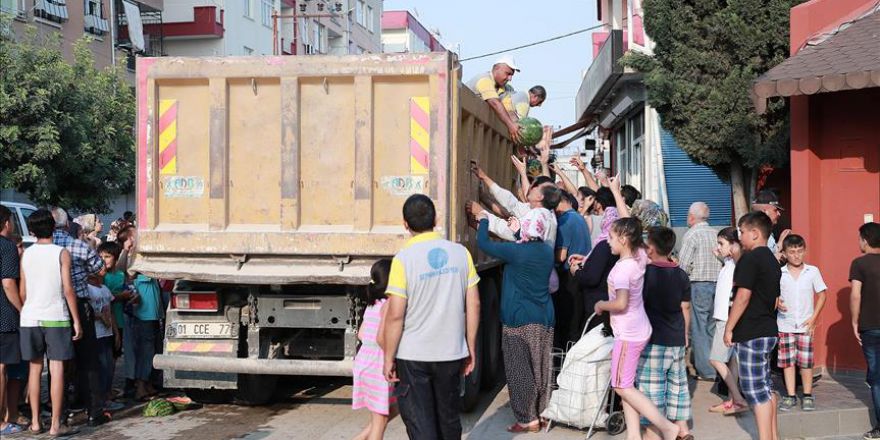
left=234, top=374, right=278, bottom=406
left=479, top=277, right=502, bottom=390
left=460, top=327, right=483, bottom=412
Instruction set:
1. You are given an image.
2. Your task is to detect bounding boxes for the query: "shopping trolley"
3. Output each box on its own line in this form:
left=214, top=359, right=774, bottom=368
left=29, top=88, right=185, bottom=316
left=541, top=314, right=625, bottom=438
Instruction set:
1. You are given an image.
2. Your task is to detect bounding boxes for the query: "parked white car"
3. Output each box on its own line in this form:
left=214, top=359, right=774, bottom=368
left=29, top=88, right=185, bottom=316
left=1, top=201, right=38, bottom=247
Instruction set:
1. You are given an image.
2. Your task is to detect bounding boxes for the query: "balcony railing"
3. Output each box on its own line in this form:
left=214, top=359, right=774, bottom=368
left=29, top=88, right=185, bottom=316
left=576, top=29, right=624, bottom=120
left=84, top=14, right=110, bottom=34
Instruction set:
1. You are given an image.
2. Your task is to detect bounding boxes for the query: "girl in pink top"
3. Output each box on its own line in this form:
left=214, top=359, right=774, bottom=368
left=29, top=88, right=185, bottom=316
left=352, top=260, right=397, bottom=440
left=595, top=217, right=681, bottom=440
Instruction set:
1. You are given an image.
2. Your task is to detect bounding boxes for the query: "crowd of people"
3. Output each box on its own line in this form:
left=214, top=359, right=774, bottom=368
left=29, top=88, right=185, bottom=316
left=0, top=206, right=164, bottom=436
left=349, top=126, right=880, bottom=440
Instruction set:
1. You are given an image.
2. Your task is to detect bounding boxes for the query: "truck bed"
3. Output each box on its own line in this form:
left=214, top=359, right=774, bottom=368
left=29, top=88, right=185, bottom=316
left=132, top=52, right=516, bottom=284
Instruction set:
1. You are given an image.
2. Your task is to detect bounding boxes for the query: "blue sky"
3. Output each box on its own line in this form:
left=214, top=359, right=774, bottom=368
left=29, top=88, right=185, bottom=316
left=383, top=0, right=600, bottom=130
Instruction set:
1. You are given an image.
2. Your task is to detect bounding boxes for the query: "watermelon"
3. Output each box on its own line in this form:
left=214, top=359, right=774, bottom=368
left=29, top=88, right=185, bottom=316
left=517, top=117, right=543, bottom=146
left=143, top=398, right=176, bottom=417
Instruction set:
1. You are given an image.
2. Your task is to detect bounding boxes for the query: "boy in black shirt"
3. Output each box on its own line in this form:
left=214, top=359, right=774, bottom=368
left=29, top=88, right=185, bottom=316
left=638, top=227, right=693, bottom=440
left=724, top=212, right=782, bottom=440
left=850, top=222, right=880, bottom=440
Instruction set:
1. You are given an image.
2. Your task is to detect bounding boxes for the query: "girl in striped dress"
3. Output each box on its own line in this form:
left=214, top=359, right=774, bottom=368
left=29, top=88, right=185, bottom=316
left=352, top=259, right=397, bottom=440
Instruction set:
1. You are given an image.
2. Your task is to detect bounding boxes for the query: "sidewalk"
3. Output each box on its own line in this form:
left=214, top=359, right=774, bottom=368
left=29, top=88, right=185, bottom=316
left=466, top=373, right=873, bottom=440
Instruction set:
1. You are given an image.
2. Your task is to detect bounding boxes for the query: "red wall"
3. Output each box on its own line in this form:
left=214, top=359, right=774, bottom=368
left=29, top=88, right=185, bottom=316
left=788, top=0, right=880, bottom=372
left=791, top=89, right=880, bottom=372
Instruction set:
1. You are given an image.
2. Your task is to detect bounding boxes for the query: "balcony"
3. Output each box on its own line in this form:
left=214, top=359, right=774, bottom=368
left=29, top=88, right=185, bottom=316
left=84, top=14, right=110, bottom=35
left=576, top=29, right=624, bottom=119
left=160, top=6, right=224, bottom=39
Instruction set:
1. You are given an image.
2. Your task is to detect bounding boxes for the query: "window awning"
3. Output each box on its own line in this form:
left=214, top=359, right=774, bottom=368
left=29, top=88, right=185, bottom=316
left=35, top=0, right=69, bottom=20
left=752, top=6, right=880, bottom=114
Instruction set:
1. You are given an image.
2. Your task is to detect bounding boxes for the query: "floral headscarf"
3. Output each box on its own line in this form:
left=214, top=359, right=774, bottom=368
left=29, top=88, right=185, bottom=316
left=594, top=207, right=620, bottom=244
left=74, top=214, right=97, bottom=234
left=631, top=200, right=669, bottom=229
left=514, top=208, right=554, bottom=243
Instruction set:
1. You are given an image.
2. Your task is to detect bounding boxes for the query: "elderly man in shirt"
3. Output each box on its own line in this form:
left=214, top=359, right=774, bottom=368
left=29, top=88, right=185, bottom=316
left=679, top=202, right=722, bottom=380
left=50, top=207, right=109, bottom=427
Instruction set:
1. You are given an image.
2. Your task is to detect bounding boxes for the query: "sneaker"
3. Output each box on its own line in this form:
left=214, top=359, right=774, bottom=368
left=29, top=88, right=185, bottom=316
left=778, top=395, right=797, bottom=411
left=865, top=427, right=880, bottom=440
left=801, top=395, right=815, bottom=411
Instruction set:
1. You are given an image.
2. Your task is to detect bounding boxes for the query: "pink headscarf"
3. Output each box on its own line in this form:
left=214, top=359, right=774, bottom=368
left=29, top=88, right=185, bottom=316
left=515, top=208, right=554, bottom=243
left=594, top=207, right=620, bottom=244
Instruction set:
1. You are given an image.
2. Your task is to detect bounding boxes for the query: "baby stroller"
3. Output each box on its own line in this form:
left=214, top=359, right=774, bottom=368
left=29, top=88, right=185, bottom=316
left=541, top=314, right=625, bottom=437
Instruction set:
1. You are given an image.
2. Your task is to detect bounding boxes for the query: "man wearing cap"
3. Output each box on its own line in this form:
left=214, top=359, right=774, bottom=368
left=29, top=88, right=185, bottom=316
left=510, top=85, right=547, bottom=120
left=752, top=190, right=790, bottom=258
left=466, top=56, right=523, bottom=142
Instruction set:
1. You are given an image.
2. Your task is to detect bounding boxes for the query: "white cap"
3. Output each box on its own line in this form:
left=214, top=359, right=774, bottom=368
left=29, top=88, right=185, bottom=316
left=494, top=55, right=520, bottom=72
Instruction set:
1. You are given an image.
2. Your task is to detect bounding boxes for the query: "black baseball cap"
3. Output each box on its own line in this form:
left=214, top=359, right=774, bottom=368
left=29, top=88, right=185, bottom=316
left=752, top=190, right=784, bottom=211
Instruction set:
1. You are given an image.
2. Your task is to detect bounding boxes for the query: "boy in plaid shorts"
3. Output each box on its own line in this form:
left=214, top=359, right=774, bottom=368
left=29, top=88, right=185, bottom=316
left=776, top=234, right=826, bottom=412
left=724, top=212, right=782, bottom=440
left=638, top=227, right=693, bottom=440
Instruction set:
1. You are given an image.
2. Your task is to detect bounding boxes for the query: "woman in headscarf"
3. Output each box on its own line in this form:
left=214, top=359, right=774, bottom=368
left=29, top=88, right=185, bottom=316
left=569, top=181, right=630, bottom=332
left=74, top=214, right=103, bottom=249
left=476, top=207, right=556, bottom=433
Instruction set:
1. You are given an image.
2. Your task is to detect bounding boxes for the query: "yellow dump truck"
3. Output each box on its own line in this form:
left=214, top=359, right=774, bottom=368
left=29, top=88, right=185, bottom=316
left=132, top=52, right=517, bottom=406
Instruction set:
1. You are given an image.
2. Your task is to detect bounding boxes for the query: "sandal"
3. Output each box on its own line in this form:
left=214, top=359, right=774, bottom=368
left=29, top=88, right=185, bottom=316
left=506, top=422, right=540, bottom=433
left=709, top=400, right=733, bottom=413
left=1, top=423, right=24, bottom=435
left=49, top=425, right=80, bottom=438
left=724, top=402, right=749, bottom=416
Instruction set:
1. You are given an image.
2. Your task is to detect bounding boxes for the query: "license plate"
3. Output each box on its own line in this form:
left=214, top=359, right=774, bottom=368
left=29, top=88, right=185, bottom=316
left=172, top=322, right=234, bottom=339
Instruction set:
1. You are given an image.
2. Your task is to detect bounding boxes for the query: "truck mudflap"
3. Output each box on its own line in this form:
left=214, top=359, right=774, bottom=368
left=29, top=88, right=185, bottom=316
left=154, top=354, right=354, bottom=377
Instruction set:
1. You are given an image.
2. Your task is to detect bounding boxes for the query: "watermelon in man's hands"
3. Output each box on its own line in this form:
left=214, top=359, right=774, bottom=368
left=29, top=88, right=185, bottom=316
left=517, top=117, right=543, bottom=146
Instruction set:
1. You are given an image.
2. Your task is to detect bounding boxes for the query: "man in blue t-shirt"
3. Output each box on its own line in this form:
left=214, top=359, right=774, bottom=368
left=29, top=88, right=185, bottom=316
left=554, top=191, right=592, bottom=347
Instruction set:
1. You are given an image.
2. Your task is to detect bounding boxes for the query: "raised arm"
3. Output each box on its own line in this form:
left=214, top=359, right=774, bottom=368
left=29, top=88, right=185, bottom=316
left=570, top=156, right=599, bottom=191
left=476, top=218, right=520, bottom=262
left=553, top=163, right=579, bottom=197
left=609, top=175, right=630, bottom=218
left=538, top=126, right=552, bottom=177
left=511, top=155, right=531, bottom=201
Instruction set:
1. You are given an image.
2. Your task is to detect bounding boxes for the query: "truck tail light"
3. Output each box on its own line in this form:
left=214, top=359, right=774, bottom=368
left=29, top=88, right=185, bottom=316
left=171, top=292, right=219, bottom=312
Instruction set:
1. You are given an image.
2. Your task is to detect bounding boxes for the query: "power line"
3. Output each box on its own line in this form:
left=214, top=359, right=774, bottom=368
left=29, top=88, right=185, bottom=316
left=460, top=23, right=606, bottom=62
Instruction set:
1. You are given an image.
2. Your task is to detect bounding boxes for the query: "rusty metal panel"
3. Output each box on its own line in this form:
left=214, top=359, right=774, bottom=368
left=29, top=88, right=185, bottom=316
left=155, top=79, right=211, bottom=228
left=135, top=53, right=516, bottom=283
left=228, top=78, right=282, bottom=227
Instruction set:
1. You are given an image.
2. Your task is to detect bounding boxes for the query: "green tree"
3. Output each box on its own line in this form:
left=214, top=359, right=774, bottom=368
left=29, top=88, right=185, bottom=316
left=624, top=0, right=798, bottom=217
left=0, top=21, right=135, bottom=213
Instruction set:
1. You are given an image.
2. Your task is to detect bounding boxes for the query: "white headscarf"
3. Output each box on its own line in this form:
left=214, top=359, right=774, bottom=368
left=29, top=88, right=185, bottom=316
left=515, top=208, right=554, bottom=243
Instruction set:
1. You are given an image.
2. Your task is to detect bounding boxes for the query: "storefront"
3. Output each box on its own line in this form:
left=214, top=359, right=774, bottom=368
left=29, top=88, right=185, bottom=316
left=753, top=0, right=880, bottom=372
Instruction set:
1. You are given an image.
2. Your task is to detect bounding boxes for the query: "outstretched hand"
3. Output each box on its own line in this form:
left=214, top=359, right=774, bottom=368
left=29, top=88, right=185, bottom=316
left=470, top=161, right=488, bottom=181
left=569, top=156, right=586, bottom=171
left=608, top=174, right=622, bottom=193
left=511, top=155, right=527, bottom=175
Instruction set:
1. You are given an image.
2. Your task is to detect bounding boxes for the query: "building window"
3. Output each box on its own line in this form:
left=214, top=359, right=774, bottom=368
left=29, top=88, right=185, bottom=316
left=83, top=0, right=109, bottom=35
left=366, top=5, right=373, bottom=32
left=0, top=0, right=26, bottom=17
left=260, top=0, right=272, bottom=27
left=243, top=0, right=252, bottom=18
left=356, top=0, right=365, bottom=27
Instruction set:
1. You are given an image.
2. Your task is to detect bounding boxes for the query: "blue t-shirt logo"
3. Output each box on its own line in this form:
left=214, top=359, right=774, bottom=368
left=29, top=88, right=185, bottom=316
left=428, top=248, right=449, bottom=270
